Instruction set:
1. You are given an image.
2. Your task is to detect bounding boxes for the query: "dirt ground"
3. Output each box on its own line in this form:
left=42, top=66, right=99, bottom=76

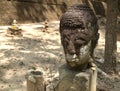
left=0, top=21, right=120, bottom=91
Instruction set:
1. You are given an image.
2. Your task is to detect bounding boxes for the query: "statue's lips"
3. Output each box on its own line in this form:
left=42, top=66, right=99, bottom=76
left=66, top=54, right=79, bottom=62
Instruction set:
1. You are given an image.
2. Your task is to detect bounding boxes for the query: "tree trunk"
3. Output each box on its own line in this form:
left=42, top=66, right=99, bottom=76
left=104, top=0, right=118, bottom=74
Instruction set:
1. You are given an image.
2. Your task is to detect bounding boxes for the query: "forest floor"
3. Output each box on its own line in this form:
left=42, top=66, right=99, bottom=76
left=0, top=20, right=120, bottom=91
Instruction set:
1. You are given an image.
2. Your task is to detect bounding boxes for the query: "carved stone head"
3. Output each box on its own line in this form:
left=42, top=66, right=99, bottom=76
left=60, top=28, right=93, bottom=69
left=59, top=4, right=98, bottom=69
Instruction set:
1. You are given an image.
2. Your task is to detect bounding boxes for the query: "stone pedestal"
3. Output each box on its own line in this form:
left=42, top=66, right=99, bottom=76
left=55, top=64, right=97, bottom=91
left=7, top=27, right=22, bottom=36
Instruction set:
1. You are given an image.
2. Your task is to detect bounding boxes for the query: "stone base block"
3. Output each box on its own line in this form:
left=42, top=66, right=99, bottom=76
left=55, top=64, right=97, bottom=91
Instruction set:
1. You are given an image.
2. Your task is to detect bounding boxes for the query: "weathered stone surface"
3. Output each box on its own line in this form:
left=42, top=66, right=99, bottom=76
left=55, top=64, right=97, bottom=91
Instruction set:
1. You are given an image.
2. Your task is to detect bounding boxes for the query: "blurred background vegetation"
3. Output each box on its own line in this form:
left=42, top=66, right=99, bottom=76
left=0, top=0, right=120, bottom=25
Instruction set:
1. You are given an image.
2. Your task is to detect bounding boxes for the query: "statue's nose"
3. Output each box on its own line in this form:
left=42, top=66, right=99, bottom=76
left=67, top=41, right=76, bottom=55
left=69, top=49, right=76, bottom=55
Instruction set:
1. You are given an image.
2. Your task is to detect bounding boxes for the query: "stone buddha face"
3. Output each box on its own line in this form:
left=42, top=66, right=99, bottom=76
left=59, top=4, right=99, bottom=69
left=61, top=27, right=93, bottom=69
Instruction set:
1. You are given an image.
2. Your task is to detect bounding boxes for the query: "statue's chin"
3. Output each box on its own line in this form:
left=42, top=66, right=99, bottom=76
left=65, top=41, right=91, bottom=68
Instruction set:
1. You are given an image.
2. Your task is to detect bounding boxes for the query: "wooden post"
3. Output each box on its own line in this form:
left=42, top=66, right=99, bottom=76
left=26, top=70, right=45, bottom=91
left=89, top=66, right=97, bottom=91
